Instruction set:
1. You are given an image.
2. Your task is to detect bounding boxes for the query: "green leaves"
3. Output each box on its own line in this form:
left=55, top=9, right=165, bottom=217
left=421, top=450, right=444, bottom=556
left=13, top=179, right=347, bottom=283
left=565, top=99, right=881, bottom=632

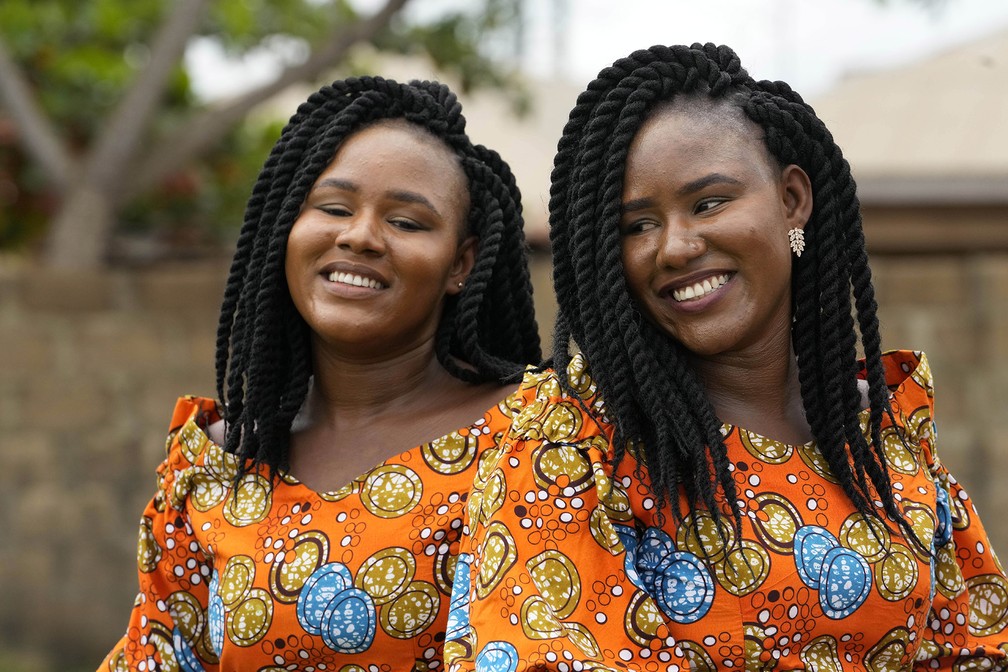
left=0, top=0, right=526, bottom=262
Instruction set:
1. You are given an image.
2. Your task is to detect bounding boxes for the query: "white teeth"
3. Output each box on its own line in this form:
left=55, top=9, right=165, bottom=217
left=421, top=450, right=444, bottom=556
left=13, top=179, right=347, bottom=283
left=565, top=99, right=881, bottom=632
left=327, top=271, right=385, bottom=289
left=672, top=273, right=730, bottom=302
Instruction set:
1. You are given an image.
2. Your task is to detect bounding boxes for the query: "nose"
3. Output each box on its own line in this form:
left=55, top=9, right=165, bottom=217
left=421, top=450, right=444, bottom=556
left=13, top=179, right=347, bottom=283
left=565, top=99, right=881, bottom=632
left=655, top=220, right=706, bottom=268
left=334, top=211, right=386, bottom=255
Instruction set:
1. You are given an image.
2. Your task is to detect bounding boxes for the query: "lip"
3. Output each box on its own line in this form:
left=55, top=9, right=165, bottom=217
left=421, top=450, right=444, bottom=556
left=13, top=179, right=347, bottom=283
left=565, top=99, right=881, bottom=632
left=317, top=261, right=389, bottom=296
left=657, top=270, right=735, bottom=313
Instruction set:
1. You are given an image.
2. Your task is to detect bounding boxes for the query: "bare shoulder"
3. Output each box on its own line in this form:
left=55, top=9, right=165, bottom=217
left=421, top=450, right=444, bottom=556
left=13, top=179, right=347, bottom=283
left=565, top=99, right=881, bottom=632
left=462, top=380, right=521, bottom=413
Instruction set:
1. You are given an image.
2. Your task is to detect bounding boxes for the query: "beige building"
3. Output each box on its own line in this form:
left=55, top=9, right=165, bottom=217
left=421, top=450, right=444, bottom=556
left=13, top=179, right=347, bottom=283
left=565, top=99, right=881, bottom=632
left=814, top=27, right=1008, bottom=254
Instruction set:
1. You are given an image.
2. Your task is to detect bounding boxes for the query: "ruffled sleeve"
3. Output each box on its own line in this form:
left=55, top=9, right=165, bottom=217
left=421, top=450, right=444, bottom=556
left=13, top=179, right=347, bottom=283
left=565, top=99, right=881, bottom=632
left=98, top=397, right=222, bottom=672
left=902, top=354, right=1008, bottom=670
left=444, top=357, right=662, bottom=671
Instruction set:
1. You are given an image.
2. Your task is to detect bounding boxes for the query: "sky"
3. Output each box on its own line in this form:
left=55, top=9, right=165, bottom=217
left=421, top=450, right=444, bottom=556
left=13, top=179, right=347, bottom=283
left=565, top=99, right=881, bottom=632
left=516, top=0, right=1008, bottom=97
left=189, top=0, right=1008, bottom=100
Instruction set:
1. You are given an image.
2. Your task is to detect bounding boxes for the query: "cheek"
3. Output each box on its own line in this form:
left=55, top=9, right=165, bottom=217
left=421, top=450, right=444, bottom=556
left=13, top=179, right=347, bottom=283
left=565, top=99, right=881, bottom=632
left=283, top=222, right=320, bottom=302
left=283, top=233, right=305, bottom=286
left=285, top=217, right=324, bottom=264
left=620, top=240, right=652, bottom=293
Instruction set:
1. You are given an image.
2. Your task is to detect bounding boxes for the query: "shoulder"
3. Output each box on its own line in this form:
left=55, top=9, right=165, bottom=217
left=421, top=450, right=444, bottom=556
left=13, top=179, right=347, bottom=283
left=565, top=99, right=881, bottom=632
left=166, top=395, right=222, bottom=437
left=872, top=350, right=941, bottom=472
left=877, top=349, right=934, bottom=438
left=159, top=396, right=244, bottom=508
left=165, top=395, right=224, bottom=464
left=508, top=353, right=613, bottom=445
left=878, top=350, right=933, bottom=398
left=513, top=352, right=605, bottom=407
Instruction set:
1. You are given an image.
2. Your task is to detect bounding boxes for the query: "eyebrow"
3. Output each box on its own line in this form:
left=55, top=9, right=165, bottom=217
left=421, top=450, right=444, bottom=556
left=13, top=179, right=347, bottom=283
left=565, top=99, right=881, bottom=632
left=622, top=172, right=744, bottom=213
left=313, top=178, right=442, bottom=217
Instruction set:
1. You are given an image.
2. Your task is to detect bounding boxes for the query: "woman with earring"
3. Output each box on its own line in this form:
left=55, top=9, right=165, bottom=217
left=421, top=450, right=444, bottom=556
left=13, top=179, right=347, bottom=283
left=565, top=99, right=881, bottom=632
left=445, top=44, right=1008, bottom=671
left=99, top=76, right=542, bottom=670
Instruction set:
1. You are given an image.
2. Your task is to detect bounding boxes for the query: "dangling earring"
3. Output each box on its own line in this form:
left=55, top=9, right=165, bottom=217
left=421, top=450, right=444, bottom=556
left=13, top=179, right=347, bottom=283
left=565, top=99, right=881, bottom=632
left=788, top=228, right=805, bottom=258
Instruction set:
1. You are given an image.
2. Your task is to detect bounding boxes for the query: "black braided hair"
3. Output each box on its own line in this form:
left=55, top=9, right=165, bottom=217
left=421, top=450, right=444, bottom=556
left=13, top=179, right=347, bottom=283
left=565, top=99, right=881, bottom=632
left=550, top=43, right=917, bottom=546
left=216, top=76, right=541, bottom=477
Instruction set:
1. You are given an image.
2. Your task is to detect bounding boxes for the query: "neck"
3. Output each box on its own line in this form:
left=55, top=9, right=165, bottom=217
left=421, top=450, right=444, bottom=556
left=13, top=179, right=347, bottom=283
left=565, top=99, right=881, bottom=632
left=306, top=336, right=459, bottom=424
left=691, top=335, right=811, bottom=444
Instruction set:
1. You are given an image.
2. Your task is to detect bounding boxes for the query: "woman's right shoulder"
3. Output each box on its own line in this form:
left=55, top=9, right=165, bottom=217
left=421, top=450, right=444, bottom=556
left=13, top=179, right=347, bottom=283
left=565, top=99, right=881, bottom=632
left=509, top=353, right=613, bottom=445
left=515, top=353, right=602, bottom=404
left=157, top=396, right=240, bottom=503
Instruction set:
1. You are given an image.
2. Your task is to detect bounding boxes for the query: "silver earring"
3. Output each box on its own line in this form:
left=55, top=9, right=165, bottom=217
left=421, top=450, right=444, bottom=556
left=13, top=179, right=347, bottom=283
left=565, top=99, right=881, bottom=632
left=788, top=228, right=805, bottom=257
left=457, top=281, right=464, bottom=289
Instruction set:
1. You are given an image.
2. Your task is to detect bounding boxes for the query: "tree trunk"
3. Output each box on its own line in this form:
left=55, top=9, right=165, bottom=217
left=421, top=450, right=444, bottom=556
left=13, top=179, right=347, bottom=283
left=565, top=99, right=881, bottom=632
left=42, top=186, right=116, bottom=269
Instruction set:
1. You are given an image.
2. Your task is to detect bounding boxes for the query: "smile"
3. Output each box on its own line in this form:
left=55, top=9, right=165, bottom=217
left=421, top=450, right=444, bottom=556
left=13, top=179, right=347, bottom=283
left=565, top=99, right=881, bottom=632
left=327, top=271, right=387, bottom=290
left=671, top=273, right=731, bottom=302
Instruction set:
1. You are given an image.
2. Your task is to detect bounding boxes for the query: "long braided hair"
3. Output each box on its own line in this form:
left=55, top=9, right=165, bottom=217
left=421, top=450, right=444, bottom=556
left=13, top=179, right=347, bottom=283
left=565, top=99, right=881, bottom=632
left=550, top=43, right=910, bottom=540
left=216, top=76, right=541, bottom=476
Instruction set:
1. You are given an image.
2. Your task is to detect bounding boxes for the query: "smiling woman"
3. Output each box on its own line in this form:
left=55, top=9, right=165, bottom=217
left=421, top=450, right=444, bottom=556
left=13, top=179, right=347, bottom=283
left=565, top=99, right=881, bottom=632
left=98, top=77, right=541, bottom=670
left=445, top=44, right=1008, bottom=671
left=285, top=120, right=474, bottom=360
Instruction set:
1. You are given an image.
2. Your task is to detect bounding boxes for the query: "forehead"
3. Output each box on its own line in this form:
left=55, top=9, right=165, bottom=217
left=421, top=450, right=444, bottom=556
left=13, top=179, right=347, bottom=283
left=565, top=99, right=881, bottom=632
left=625, top=101, right=775, bottom=180
left=333, top=120, right=460, bottom=173
left=319, top=119, right=470, bottom=214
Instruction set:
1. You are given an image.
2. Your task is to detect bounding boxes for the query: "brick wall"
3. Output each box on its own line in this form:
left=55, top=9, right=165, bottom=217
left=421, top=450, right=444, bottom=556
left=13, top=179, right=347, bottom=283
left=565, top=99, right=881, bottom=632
left=0, top=261, right=227, bottom=670
left=0, top=253, right=1005, bottom=669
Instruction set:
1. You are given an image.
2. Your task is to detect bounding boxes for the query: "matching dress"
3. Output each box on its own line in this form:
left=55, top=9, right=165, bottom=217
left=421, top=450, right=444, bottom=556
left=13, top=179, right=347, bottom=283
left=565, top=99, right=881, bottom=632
left=99, top=390, right=525, bottom=671
left=445, top=351, right=1008, bottom=671
left=101, top=351, right=1008, bottom=671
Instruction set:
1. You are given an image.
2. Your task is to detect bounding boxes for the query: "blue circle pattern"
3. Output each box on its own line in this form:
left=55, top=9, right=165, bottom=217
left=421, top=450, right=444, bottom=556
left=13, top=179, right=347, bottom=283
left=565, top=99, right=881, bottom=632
left=614, top=524, right=714, bottom=624
left=793, top=526, right=840, bottom=590
left=296, top=563, right=376, bottom=653
left=207, top=569, right=225, bottom=656
left=446, top=552, right=473, bottom=642
left=172, top=626, right=204, bottom=672
left=819, top=546, right=872, bottom=618
left=793, top=525, right=872, bottom=619
left=475, top=640, right=519, bottom=672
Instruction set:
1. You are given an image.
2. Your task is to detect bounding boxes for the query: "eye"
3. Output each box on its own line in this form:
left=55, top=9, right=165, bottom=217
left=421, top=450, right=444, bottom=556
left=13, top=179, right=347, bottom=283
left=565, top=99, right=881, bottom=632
left=620, top=218, right=659, bottom=236
left=390, top=218, right=426, bottom=232
left=318, top=205, right=352, bottom=217
left=694, top=198, right=728, bottom=215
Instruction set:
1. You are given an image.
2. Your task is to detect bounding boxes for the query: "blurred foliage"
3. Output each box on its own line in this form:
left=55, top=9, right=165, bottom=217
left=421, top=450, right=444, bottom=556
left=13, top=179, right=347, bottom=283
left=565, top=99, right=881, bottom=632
left=0, top=0, right=524, bottom=257
left=375, top=0, right=530, bottom=111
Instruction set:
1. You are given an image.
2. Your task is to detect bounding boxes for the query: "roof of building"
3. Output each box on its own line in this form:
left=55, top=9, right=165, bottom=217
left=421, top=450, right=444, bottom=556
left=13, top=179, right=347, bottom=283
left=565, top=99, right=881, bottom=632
left=811, top=27, right=1008, bottom=203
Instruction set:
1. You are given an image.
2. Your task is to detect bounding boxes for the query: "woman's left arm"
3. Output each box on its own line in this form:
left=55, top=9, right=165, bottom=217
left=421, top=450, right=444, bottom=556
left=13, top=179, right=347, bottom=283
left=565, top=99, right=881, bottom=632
left=913, top=429, right=1008, bottom=670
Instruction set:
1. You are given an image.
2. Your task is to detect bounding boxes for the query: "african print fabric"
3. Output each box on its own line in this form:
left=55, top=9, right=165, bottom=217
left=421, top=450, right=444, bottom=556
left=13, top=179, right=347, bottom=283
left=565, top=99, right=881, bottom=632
left=100, top=390, right=524, bottom=672
left=446, top=351, right=1008, bottom=671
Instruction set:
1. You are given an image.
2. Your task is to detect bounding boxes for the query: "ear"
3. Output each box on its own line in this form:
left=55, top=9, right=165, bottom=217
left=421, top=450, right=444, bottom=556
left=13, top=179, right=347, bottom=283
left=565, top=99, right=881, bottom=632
left=780, top=164, right=813, bottom=231
left=446, top=235, right=478, bottom=295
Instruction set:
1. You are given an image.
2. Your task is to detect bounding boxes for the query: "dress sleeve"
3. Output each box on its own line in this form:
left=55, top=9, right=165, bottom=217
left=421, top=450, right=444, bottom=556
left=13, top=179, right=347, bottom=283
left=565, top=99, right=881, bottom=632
left=444, top=369, right=663, bottom=671
left=98, top=399, right=220, bottom=672
left=912, top=420, right=1008, bottom=670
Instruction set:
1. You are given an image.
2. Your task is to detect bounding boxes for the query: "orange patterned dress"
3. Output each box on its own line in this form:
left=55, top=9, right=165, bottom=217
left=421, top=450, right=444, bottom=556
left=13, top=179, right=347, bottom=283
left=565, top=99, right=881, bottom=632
left=445, top=351, right=1008, bottom=671
left=100, top=388, right=525, bottom=671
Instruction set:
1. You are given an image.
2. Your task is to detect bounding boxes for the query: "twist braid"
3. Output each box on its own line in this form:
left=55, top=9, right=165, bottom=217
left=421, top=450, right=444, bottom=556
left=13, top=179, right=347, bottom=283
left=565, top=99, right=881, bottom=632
left=216, top=76, right=541, bottom=479
left=745, top=85, right=918, bottom=545
left=550, top=43, right=919, bottom=547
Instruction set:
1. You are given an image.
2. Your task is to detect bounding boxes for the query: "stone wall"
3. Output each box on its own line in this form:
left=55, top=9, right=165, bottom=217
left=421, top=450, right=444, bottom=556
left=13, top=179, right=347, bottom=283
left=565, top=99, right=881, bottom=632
left=0, top=261, right=227, bottom=670
left=1, top=252, right=1006, bottom=669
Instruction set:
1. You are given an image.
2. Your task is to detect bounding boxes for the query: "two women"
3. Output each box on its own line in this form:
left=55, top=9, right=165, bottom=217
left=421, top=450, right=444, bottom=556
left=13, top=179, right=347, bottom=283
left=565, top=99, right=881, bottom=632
left=101, top=77, right=540, bottom=669
left=104, top=45, right=1008, bottom=671
left=446, top=44, right=1008, bottom=670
